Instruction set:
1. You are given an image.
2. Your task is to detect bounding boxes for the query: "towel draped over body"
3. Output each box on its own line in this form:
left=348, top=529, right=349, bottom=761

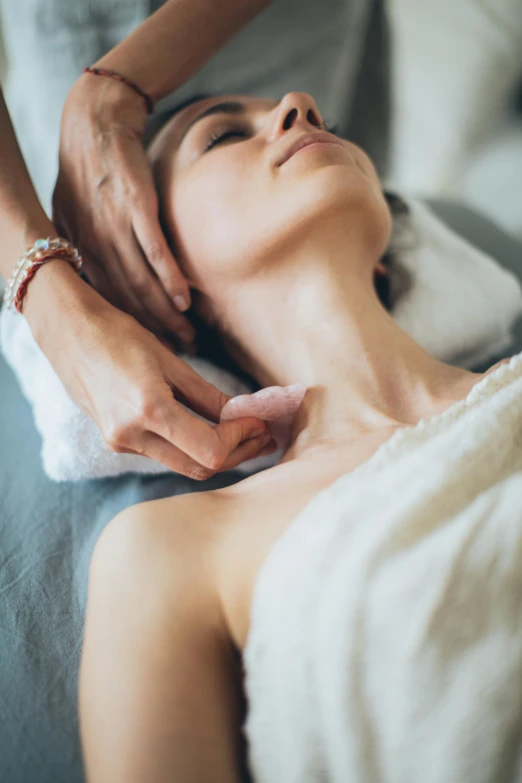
left=244, top=349, right=522, bottom=783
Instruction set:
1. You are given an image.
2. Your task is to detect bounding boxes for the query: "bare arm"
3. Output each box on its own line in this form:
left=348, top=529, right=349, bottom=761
left=81, top=497, right=248, bottom=782
left=0, top=88, right=57, bottom=282
left=54, top=0, right=274, bottom=337
left=0, top=87, right=272, bottom=475
left=93, top=0, right=274, bottom=103
left=0, top=87, right=95, bottom=337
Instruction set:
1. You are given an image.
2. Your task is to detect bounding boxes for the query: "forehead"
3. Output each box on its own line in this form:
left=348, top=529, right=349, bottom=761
left=149, top=94, right=278, bottom=160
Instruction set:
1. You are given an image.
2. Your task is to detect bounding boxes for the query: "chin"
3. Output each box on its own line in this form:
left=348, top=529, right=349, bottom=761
left=280, top=164, right=388, bottom=238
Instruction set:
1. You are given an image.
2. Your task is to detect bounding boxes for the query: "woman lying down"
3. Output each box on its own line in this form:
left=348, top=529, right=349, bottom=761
left=79, top=91, right=516, bottom=782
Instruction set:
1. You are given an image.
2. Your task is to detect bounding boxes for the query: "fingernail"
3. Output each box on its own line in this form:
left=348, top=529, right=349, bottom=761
left=260, top=433, right=272, bottom=447
left=174, top=295, right=190, bottom=312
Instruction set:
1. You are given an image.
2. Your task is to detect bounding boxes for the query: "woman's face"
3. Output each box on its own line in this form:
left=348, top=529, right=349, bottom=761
left=149, top=91, right=391, bottom=297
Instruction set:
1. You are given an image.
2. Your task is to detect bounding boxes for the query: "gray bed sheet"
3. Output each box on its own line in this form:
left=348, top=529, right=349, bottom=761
left=1, top=201, right=521, bottom=783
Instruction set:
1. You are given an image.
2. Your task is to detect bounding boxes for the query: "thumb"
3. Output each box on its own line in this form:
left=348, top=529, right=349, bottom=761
left=163, top=351, right=235, bottom=424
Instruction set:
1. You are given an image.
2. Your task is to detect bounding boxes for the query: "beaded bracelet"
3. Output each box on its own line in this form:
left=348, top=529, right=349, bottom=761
left=3, top=237, right=83, bottom=314
left=83, top=66, right=154, bottom=115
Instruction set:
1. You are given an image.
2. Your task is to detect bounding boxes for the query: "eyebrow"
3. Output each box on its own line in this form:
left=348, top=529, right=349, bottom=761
left=178, top=100, right=247, bottom=145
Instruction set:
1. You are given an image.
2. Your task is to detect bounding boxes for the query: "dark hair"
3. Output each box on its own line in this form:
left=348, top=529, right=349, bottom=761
left=144, top=93, right=214, bottom=148
left=147, top=96, right=412, bottom=384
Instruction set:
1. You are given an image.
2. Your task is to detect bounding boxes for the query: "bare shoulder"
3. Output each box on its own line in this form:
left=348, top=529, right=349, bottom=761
left=114, top=449, right=393, bottom=653
left=123, top=483, right=301, bottom=652
left=140, top=488, right=268, bottom=651
left=115, top=488, right=227, bottom=525
left=103, top=490, right=234, bottom=598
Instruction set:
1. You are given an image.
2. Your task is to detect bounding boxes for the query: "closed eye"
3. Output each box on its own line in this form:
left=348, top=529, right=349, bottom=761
left=203, top=127, right=248, bottom=152
left=202, top=120, right=338, bottom=153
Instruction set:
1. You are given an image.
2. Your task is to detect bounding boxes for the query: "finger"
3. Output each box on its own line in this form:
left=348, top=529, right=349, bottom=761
left=122, top=429, right=204, bottom=476
left=132, top=206, right=191, bottom=310
left=123, top=430, right=274, bottom=479
left=60, top=211, right=127, bottom=311
left=163, top=355, right=233, bottom=423
left=148, top=397, right=269, bottom=470
left=157, top=334, right=175, bottom=351
left=97, top=239, right=167, bottom=334
left=258, top=438, right=279, bottom=457
left=76, top=246, right=125, bottom=311
left=158, top=335, right=199, bottom=356
left=117, top=232, right=195, bottom=339
left=53, top=183, right=136, bottom=317
left=176, top=340, right=199, bottom=357
left=220, top=436, right=278, bottom=470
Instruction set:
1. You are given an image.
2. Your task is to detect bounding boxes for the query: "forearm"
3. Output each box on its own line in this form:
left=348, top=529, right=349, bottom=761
left=21, top=257, right=109, bottom=349
left=0, top=89, right=100, bottom=341
left=0, top=89, right=54, bottom=277
left=93, top=0, right=273, bottom=104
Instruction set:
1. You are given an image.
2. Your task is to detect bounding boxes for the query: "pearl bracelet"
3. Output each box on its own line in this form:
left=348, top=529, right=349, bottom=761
left=3, top=237, right=83, bottom=312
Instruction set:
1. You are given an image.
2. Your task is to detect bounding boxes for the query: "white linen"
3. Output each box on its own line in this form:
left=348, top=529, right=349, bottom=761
left=1, top=196, right=522, bottom=481
left=244, top=348, right=522, bottom=783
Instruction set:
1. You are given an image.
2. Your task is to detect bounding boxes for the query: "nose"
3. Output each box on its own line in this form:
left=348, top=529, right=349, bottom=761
left=269, top=92, right=324, bottom=141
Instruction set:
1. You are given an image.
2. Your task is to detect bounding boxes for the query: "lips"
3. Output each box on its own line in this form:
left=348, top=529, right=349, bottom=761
left=276, top=131, right=345, bottom=167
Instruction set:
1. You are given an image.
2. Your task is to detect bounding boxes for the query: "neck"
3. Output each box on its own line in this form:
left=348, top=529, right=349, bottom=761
left=217, top=237, right=477, bottom=461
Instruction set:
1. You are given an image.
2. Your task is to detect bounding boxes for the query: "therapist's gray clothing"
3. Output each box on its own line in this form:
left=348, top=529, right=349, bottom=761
left=0, top=0, right=390, bottom=213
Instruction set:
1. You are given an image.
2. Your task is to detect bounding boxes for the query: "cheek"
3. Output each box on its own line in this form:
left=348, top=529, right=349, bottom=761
left=165, top=147, right=392, bottom=288
left=169, top=159, right=266, bottom=285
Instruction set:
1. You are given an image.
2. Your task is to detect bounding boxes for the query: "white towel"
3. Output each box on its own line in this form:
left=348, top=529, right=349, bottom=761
left=1, top=196, right=521, bottom=481
left=244, top=348, right=522, bottom=783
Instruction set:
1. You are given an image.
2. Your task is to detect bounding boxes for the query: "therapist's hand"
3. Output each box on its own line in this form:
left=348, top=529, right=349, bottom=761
left=53, top=73, right=194, bottom=343
left=28, top=261, right=275, bottom=480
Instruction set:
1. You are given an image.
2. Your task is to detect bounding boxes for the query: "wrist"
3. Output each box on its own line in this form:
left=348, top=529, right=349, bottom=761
left=0, top=215, right=56, bottom=281
left=23, top=259, right=111, bottom=349
left=70, top=71, right=148, bottom=135
left=21, top=222, right=69, bottom=263
left=84, top=66, right=154, bottom=115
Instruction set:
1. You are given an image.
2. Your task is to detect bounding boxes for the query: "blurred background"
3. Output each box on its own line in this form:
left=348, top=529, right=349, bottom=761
left=387, top=0, right=522, bottom=242
left=0, top=0, right=521, bottom=240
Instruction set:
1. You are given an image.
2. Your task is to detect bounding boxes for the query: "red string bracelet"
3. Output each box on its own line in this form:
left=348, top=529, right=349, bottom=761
left=15, top=247, right=82, bottom=314
left=83, top=66, right=154, bottom=115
